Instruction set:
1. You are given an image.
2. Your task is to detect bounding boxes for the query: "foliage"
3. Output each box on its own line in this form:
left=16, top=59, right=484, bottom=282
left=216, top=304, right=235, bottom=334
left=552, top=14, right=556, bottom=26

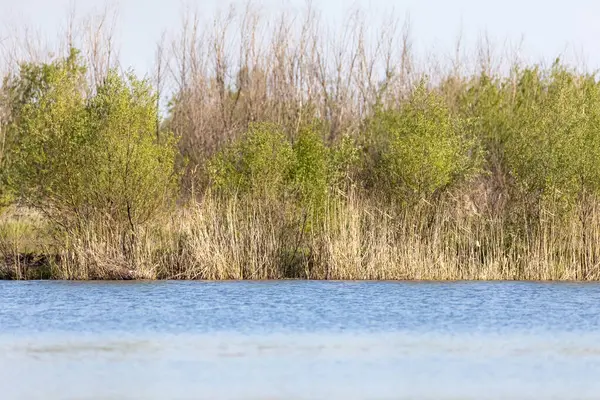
left=456, top=73, right=511, bottom=161
left=290, top=124, right=330, bottom=208
left=503, top=64, right=600, bottom=208
left=4, top=49, right=180, bottom=231
left=209, top=122, right=294, bottom=200
left=0, top=113, right=11, bottom=213
left=328, top=133, right=361, bottom=191
left=86, top=71, right=180, bottom=227
left=209, top=119, right=362, bottom=210
left=5, top=49, right=88, bottom=218
left=366, top=82, right=481, bottom=203
left=6, top=39, right=600, bottom=280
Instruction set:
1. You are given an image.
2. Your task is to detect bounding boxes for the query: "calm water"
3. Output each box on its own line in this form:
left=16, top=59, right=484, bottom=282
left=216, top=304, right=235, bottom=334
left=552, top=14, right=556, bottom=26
left=1, top=281, right=600, bottom=400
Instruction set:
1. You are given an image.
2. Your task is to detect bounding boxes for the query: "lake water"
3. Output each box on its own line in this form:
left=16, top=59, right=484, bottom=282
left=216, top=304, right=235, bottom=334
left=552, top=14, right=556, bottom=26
left=1, top=281, right=600, bottom=400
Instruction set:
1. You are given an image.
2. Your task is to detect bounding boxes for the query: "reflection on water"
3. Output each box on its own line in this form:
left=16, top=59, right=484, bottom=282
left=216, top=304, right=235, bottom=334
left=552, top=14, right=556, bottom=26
left=1, top=281, right=600, bottom=399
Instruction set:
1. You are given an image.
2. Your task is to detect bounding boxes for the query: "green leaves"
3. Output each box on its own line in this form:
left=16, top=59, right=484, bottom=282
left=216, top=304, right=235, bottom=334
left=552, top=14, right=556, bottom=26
left=291, top=126, right=329, bottom=206
left=86, top=71, right=179, bottom=227
left=209, top=120, right=361, bottom=217
left=5, top=48, right=600, bottom=241
left=210, top=83, right=483, bottom=209
left=367, top=83, right=481, bottom=203
left=209, top=122, right=294, bottom=200
left=503, top=64, right=600, bottom=208
left=3, top=49, right=180, bottom=231
left=6, top=49, right=88, bottom=211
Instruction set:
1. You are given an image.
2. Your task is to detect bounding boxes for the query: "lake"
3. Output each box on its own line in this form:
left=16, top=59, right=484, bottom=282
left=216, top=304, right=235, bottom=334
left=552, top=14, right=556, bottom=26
left=1, top=281, right=600, bottom=399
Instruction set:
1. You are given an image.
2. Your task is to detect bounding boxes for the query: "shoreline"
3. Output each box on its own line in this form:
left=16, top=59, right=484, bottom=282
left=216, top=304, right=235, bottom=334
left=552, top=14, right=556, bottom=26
left=3, top=259, right=599, bottom=282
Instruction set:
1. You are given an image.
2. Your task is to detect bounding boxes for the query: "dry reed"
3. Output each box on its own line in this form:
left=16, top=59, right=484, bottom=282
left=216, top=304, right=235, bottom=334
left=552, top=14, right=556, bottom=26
left=31, top=191, right=600, bottom=281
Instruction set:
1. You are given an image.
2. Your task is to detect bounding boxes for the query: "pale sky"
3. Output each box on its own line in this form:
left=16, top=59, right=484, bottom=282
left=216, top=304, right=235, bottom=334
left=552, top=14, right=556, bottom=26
left=1, top=0, right=598, bottom=77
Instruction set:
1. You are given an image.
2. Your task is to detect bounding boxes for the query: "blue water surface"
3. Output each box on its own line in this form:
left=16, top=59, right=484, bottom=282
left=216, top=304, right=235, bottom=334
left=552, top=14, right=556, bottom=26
left=1, top=281, right=599, bottom=399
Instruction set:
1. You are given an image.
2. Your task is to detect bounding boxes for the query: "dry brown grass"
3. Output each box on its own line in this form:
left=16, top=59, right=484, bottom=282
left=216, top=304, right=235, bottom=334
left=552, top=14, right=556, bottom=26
left=0, top=207, right=52, bottom=279
left=4, top=191, right=592, bottom=281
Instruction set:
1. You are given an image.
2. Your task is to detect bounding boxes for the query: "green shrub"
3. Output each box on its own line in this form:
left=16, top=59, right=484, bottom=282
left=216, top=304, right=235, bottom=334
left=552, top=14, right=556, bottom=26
left=86, top=71, right=180, bottom=228
left=290, top=124, right=329, bottom=208
left=5, top=49, right=88, bottom=219
left=209, top=122, right=294, bottom=200
left=210, top=121, right=360, bottom=218
left=367, top=82, right=481, bottom=203
left=456, top=73, right=512, bottom=163
left=0, top=121, right=11, bottom=213
left=328, top=133, right=361, bottom=192
left=4, top=49, right=179, bottom=231
left=504, top=63, right=600, bottom=208
left=209, top=120, right=361, bottom=207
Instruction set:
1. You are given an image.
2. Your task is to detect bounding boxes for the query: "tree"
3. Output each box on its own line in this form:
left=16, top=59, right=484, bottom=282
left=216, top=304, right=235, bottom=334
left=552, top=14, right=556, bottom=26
left=504, top=64, right=600, bottom=208
left=366, top=82, right=480, bottom=203
left=4, top=49, right=180, bottom=235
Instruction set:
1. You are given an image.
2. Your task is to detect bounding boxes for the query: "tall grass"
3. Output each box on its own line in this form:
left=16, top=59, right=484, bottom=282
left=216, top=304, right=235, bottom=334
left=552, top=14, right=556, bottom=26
left=38, top=189, right=600, bottom=281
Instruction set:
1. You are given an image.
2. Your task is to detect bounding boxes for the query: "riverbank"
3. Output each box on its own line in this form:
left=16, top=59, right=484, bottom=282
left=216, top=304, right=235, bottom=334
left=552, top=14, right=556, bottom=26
left=3, top=7, right=600, bottom=282
left=2, top=192, right=600, bottom=281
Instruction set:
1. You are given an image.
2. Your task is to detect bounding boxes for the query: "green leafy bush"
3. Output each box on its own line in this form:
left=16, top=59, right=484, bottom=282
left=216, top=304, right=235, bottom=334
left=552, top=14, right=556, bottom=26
left=504, top=64, right=600, bottom=207
left=209, top=120, right=361, bottom=214
left=456, top=73, right=511, bottom=163
left=5, top=49, right=88, bottom=218
left=4, top=49, right=179, bottom=231
left=86, top=71, right=180, bottom=227
left=328, top=134, right=361, bottom=192
left=209, top=122, right=294, bottom=200
left=0, top=116, right=11, bottom=213
left=290, top=125, right=329, bottom=207
left=367, top=82, right=481, bottom=203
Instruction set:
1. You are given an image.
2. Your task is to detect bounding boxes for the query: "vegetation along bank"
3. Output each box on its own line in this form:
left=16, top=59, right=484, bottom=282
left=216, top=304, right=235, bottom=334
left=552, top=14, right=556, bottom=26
left=1, top=6, right=600, bottom=280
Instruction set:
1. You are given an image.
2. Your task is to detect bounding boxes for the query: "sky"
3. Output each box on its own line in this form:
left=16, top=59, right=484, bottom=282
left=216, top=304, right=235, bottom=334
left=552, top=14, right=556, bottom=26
left=1, top=0, right=598, bottom=78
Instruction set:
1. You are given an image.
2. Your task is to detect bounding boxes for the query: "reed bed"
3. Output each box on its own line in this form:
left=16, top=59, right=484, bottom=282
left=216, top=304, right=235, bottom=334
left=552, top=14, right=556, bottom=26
left=3, top=191, right=590, bottom=281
